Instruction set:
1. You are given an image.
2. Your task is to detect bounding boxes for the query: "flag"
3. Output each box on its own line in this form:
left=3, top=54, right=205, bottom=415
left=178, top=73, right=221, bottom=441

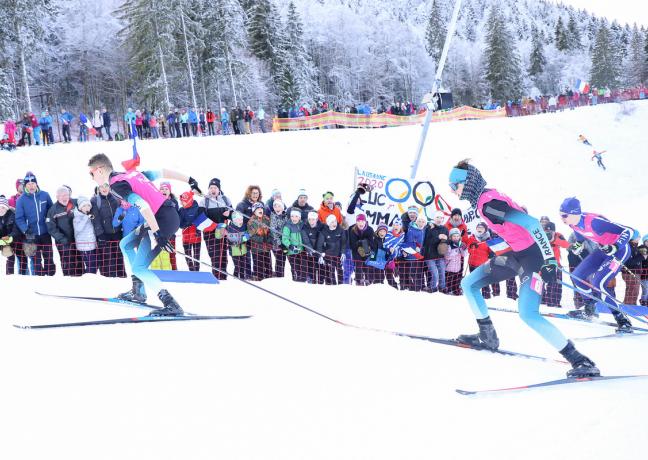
left=192, top=212, right=217, bottom=232
left=487, top=237, right=512, bottom=256
left=575, top=79, right=590, bottom=93
left=121, top=120, right=141, bottom=171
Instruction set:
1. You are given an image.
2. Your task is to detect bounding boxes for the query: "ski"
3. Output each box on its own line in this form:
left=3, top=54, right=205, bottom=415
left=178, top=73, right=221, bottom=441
left=392, top=332, right=566, bottom=364
left=456, top=374, right=648, bottom=396
left=574, top=331, right=648, bottom=341
left=14, top=314, right=252, bottom=330
left=488, top=305, right=648, bottom=333
left=36, top=291, right=163, bottom=310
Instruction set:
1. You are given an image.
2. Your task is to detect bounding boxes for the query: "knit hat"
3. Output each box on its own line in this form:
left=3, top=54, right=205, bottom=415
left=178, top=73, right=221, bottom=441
left=307, top=211, right=318, bottom=220
left=407, top=205, right=418, bottom=214
left=543, top=222, right=556, bottom=232
left=180, top=191, right=193, bottom=203
left=560, top=197, right=581, bottom=215
left=271, top=188, right=281, bottom=198
left=452, top=164, right=487, bottom=208
left=476, top=221, right=487, bottom=230
left=209, top=178, right=221, bottom=189
left=323, top=191, right=334, bottom=200
left=0, top=195, right=8, bottom=210
left=377, top=223, right=388, bottom=233
left=23, top=171, right=37, bottom=185
left=15, top=179, right=22, bottom=191
left=449, top=228, right=461, bottom=238
left=160, top=181, right=172, bottom=193
left=356, top=213, right=367, bottom=222
left=252, top=202, right=265, bottom=212
left=392, top=216, right=402, bottom=227
left=297, top=189, right=307, bottom=198
left=326, top=214, right=337, bottom=225
left=290, top=209, right=302, bottom=219
left=273, top=199, right=285, bottom=210
left=451, top=207, right=462, bottom=218
left=77, top=196, right=91, bottom=209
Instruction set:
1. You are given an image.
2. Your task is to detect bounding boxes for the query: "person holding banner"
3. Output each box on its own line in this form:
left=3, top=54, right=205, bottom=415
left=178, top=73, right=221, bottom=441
left=448, top=160, right=599, bottom=378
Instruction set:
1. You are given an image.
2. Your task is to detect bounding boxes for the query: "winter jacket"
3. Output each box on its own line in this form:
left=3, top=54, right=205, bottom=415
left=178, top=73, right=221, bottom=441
left=301, top=221, right=323, bottom=254
left=348, top=223, right=374, bottom=260
left=188, top=110, right=198, bottom=123
left=270, top=212, right=287, bottom=249
left=549, top=231, right=570, bottom=266
left=46, top=200, right=77, bottom=244
left=236, top=199, right=262, bottom=226
left=422, top=224, right=449, bottom=260
left=282, top=221, right=306, bottom=255
left=226, top=222, right=249, bottom=257
left=92, top=113, right=103, bottom=128
left=102, top=111, right=111, bottom=127
left=203, top=194, right=233, bottom=226
left=206, top=111, right=215, bottom=123
left=178, top=201, right=203, bottom=244
left=180, top=112, right=189, bottom=123
left=318, top=202, right=343, bottom=225
left=384, top=230, right=405, bottom=260
left=221, top=111, right=229, bottom=123
left=247, top=214, right=272, bottom=252
left=72, top=209, right=97, bottom=251
left=316, top=225, right=347, bottom=257
left=124, top=110, right=136, bottom=123
left=39, top=115, right=52, bottom=130
left=15, top=189, right=53, bottom=237
left=445, top=241, right=467, bottom=273
left=289, top=200, right=315, bottom=222
left=60, top=112, right=74, bottom=125
left=0, top=208, right=18, bottom=239
left=466, top=231, right=492, bottom=268
left=402, top=222, right=425, bottom=260
left=112, top=205, right=145, bottom=236
left=445, top=220, right=469, bottom=244
left=91, top=193, right=121, bottom=240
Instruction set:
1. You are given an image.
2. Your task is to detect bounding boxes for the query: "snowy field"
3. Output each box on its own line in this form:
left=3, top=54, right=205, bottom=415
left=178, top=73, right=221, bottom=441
left=2, top=101, right=648, bottom=460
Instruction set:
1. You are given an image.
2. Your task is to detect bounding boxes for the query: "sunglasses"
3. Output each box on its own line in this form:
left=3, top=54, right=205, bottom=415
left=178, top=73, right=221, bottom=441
left=560, top=213, right=569, bottom=218
left=449, top=182, right=463, bottom=191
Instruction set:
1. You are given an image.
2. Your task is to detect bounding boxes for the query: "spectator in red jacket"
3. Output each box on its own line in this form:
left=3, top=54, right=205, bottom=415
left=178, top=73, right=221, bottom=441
left=466, top=222, right=497, bottom=298
left=445, top=208, right=469, bottom=244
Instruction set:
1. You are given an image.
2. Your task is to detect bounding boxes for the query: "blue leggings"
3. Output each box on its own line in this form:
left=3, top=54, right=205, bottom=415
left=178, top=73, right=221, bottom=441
left=120, top=229, right=163, bottom=295
left=461, top=250, right=568, bottom=350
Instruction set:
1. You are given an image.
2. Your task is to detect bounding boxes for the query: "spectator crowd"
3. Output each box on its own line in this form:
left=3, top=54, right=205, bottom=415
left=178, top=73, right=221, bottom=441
left=1, top=174, right=647, bottom=310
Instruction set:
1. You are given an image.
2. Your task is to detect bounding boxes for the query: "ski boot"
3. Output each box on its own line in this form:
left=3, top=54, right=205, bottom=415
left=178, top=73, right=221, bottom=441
left=612, top=311, right=633, bottom=334
left=560, top=340, right=600, bottom=378
left=456, top=317, right=500, bottom=351
left=567, top=302, right=598, bottom=319
left=148, top=289, right=184, bottom=317
left=118, top=275, right=147, bottom=303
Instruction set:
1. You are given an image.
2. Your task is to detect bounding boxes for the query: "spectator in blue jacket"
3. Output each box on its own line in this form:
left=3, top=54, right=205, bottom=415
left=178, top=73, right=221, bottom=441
left=400, top=215, right=426, bottom=291
left=39, top=111, right=53, bottom=146
left=112, top=200, right=145, bottom=236
left=59, top=109, right=73, bottom=143
left=14, top=172, right=55, bottom=276
left=78, top=112, right=89, bottom=142
left=188, top=108, right=198, bottom=136
left=124, top=108, right=136, bottom=138
left=166, top=111, right=176, bottom=138
left=220, top=108, right=230, bottom=135
left=102, top=108, right=112, bottom=141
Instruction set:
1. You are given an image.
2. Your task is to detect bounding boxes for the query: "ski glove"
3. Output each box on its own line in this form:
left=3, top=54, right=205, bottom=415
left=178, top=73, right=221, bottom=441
left=188, top=176, right=202, bottom=195
left=539, top=258, right=558, bottom=283
left=601, top=244, right=617, bottom=256
left=570, top=242, right=584, bottom=255
left=154, top=231, right=174, bottom=253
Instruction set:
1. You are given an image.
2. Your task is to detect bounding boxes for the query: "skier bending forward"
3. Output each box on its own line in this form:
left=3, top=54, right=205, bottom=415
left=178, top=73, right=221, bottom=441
left=448, top=160, right=599, bottom=378
left=88, top=153, right=201, bottom=316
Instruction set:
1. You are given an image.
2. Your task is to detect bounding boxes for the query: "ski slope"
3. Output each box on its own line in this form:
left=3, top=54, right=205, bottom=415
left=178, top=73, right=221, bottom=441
left=2, top=101, right=648, bottom=460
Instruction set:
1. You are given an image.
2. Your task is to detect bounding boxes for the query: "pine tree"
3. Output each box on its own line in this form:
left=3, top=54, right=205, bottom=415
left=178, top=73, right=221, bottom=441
left=425, top=0, right=447, bottom=63
left=464, top=0, right=477, bottom=42
left=555, top=16, right=569, bottom=51
left=624, top=25, right=647, bottom=87
left=483, top=5, right=523, bottom=103
left=528, top=25, right=546, bottom=78
left=247, top=0, right=281, bottom=63
left=590, top=23, right=620, bottom=88
left=567, top=15, right=582, bottom=50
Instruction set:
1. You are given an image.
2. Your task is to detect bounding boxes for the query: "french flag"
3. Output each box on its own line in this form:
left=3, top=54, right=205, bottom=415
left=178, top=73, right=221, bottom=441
left=487, top=237, right=512, bottom=256
left=192, top=212, right=217, bottom=232
left=575, top=79, right=590, bottom=93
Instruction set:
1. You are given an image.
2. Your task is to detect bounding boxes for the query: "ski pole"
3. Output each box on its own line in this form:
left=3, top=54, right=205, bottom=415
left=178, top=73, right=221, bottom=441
left=556, top=267, right=648, bottom=325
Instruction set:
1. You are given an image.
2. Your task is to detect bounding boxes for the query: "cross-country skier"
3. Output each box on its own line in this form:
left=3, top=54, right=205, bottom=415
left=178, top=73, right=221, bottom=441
left=449, top=160, right=599, bottom=378
left=559, top=197, right=634, bottom=332
left=591, top=151, right=606, bottom=170
left=88, top=153, right=202, bottom=316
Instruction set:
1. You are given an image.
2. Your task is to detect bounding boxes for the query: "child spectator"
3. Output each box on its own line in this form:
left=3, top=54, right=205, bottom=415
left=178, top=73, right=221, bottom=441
left=400, top=215, right=426, bottom=291
left=269, top=199, right=288, bottom=277
left=301, top=211, right=323, bottom=284
left=383, top=217, right=405, bottom=289
left=366, top=223, right=389, bottom=284
left=318, top=191, right=343, bottom=225
left=0, top=195, right=18, bottom=274
left=73, top=197, right=98, bottom=274
left=423, top=211, right=449, bottom=293
left=466, top=222, right=495, bottom=298
left=247, top=202, right=272, bottom=280
left=178, top=191, right=203, bottom=272
left=445, top=228, right=467, bottom=295
left=348, top=213, right=374, bottom=285
left=46, top=185, right=81, bottom=276
left=282, top=209, right=307, bottom=281
left=226, top=211, right=250, bottom=279
left=316, top=213, right=347, bottom=285
left=445, top=207, right=469, bottom=243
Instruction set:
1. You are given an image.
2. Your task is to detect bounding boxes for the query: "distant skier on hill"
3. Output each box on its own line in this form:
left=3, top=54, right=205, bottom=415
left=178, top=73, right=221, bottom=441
left=591, top=150, right=606, bottom=170
left=448, top=160, right=599, bottom=378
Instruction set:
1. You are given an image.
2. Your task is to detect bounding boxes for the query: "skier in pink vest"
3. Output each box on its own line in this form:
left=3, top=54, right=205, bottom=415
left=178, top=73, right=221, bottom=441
left=88, top=153, right=202, bottom=316
left=448, top=160, right=599, bottom=378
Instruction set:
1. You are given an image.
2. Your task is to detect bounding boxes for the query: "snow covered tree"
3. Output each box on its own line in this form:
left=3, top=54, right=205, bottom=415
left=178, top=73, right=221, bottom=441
left=555, top=16, right=569, bottom=51
left=425, top=0, right=447, bottom=63
left=528, top=25, right=546, bottom=78
left=624, top=25, right=647, bottom=86
left=483, top=5, right=523, bottom=103
left=590, top=23, right=620, bottom=88
left=464, top=0, right=477, bottom=42
left=567, top=15, right=582, bottom=51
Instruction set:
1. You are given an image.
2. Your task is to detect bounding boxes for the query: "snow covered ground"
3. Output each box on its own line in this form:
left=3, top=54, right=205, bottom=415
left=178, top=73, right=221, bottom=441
left=2, top=101, right=648, bottom=460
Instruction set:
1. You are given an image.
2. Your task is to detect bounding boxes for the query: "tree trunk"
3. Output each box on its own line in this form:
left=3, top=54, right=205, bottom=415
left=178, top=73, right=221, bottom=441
left=180, top=8, right=198, bottom=111
left=16, top=25, right=32, bottom=113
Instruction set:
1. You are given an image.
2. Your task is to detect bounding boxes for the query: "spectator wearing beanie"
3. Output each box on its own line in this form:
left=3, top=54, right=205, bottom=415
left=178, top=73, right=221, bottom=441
left=15, top=172, right=55, bottom=276
left=226, top=211, right=251, bottom=279
left=178, top=191, right=203, bottom=272
left=247, top=201, right=273, bottom=280
left=269, top=199, right=288, bottom=277
left=282, top=208, right=307, bottom=281
left=444, top=227, right=467, bottom=295
left=465, top=222, right=498, bottom=299
left=8, top=179, right=23, bottom=210
left=401, top=214, right=426, bottom=291
left=316, top=213, right=347, bottom=285
left=159, top=181, right=179, bottom=270
left=445, top=207, right=469, bottom=244
left=289, top=189, right=314, bottom=222
left=301, top=210, right=324, bottom=284
left=73, top=196, right=98, bottom=274
left=423, top=210, right=449, bottom=293
left=203, top=177, right=232, bottom=280
left=401, top=205, right=419, bottom=234
left=91, top=183, right=126, bottom=278
left=46, top=185, right=82, bottom=276
left=0, top=195, right=19, bottom=274
left=318, top=191, right=343, bottom=225
left=348, top=213, right=375, bottom=286
left=366, top=222, right=390, bottom=284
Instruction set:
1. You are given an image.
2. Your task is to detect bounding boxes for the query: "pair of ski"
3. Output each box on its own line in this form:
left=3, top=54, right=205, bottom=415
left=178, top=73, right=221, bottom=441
left=14, top=292, right=251, bottom=329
